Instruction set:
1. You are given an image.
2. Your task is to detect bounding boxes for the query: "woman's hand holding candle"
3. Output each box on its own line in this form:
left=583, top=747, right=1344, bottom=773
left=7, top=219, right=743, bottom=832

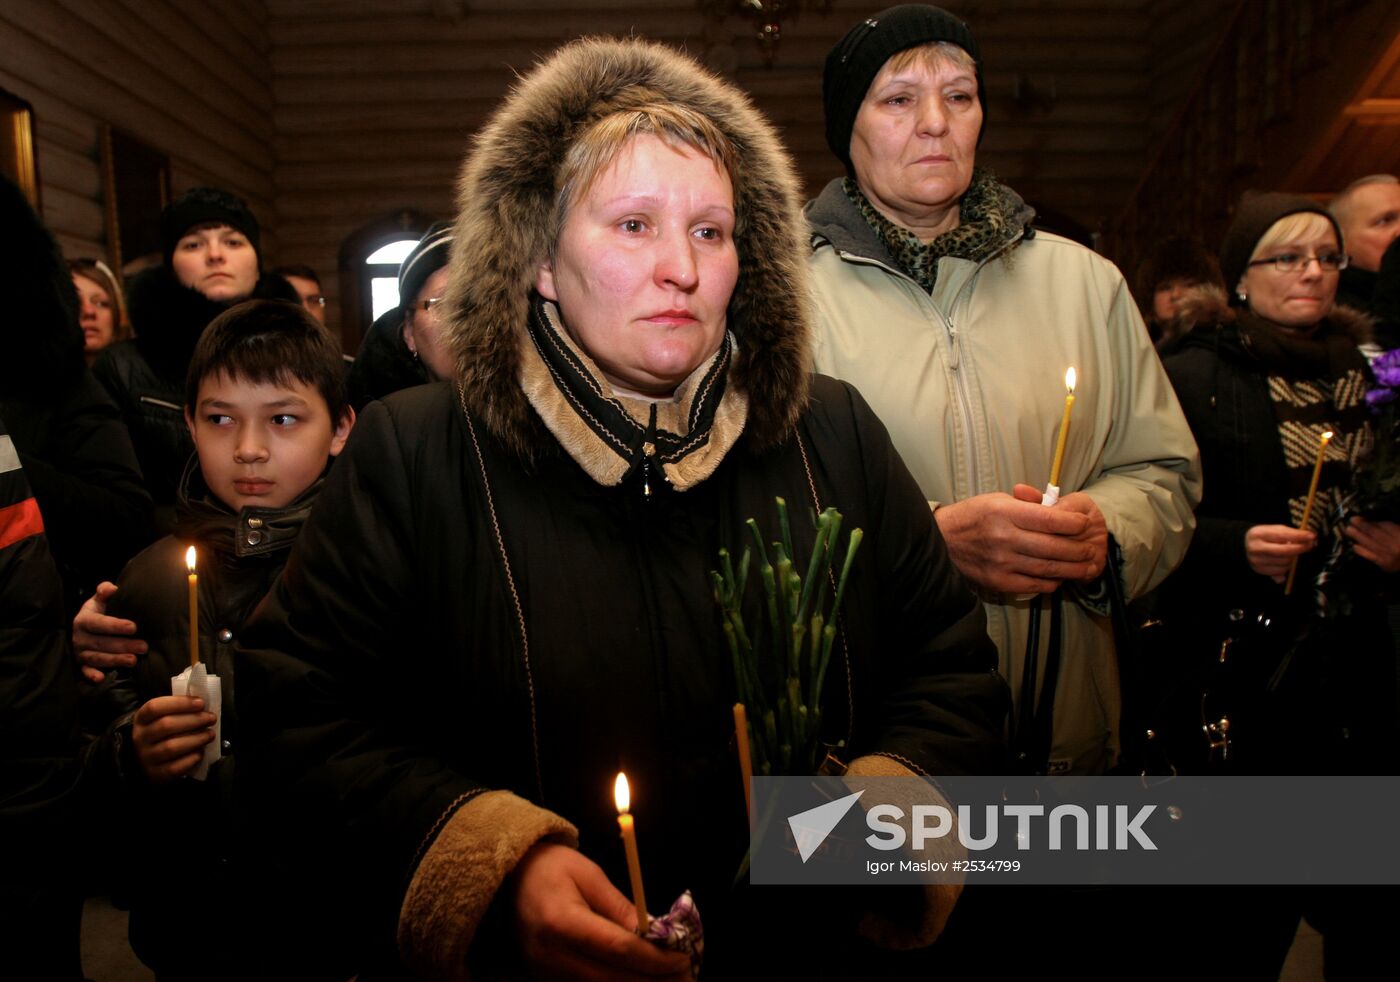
left=1244, top=524, right=1316, bottom=583
left=509, top=842, right=691, bottom=982
left=933, top=485, right=1107, bottom=595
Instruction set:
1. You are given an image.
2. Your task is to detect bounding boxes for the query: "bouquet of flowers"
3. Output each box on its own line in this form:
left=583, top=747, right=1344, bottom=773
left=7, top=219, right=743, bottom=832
left=1355, top=347, right=1400, bottom=520
left=710, top=498, right=863, bottom=778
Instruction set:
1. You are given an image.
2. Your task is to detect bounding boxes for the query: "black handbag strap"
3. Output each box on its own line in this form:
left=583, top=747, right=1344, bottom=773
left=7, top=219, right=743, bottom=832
left=1102, top=536, right=1165, bottom=775
left=1012, top=590, right=1063, bottom=775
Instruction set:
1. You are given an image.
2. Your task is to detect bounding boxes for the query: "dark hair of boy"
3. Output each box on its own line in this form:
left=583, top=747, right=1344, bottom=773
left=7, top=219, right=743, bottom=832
left=184, top=300, right=349, bottom=425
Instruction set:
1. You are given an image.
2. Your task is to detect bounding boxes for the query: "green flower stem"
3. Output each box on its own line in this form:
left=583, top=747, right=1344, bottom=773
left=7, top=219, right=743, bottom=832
left=713, top=500, right=863, bottom=785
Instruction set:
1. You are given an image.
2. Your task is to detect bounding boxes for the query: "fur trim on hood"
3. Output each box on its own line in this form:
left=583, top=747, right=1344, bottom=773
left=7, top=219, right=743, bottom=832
left=1172, top=283, right=1375, bottom=348
left=442, top=37, right=813, bottom=457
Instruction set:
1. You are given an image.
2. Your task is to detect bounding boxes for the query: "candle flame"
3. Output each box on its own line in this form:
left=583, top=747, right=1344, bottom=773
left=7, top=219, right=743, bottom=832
left=614, top=772, right=630, bottom=814
left=185, top=546, right=197, bottom=572
left=1322, top=431, right=1334, bottom=442
left=1065, top=367, right=1077, bottom=393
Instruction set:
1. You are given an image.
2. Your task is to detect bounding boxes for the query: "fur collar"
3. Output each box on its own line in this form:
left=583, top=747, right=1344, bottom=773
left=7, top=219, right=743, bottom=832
left=1172, top=284, right=1376, bottom=348
left=441, top=37, right=812, bottom=459
left=127, top=266, right=300, bottom=376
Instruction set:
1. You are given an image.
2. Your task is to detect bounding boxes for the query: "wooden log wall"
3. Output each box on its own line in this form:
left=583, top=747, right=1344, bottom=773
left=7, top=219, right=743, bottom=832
left=1146, top=0, right=1228, bottom=143
left=271, top=0, right=1174, bottom=343
left=3, top=1, right=1238, bottom=346
left=0, top=0, right=275, bottom=266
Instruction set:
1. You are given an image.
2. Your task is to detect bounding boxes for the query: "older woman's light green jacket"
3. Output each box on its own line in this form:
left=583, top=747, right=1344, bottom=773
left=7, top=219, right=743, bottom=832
left=807, top=179, right=1202, bottom=775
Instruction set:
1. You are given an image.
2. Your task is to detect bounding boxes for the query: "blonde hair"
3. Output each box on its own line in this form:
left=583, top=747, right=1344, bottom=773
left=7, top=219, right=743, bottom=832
left=880, top=41, right=977, bottom=81
left=68, top=258, right=133, bottom=341
left=553, top=104, right=738, bottom=253
left=1248, top=212, right=1338, bottom=265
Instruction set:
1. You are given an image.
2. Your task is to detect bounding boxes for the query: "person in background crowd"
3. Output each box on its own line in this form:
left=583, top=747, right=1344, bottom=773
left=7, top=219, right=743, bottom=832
left=806, top=4, right=1200, bottom=778
left=0, top=174, right=151, bottom=612
left=92, top=187, right=300, bottom=533
left=237, top=37, right=1006, bottom=979
left=272, top=263, right=328, bottom=325
left=69, top=258, right=131, bottom=363
left=0, top=412, right=87, bottom=981
left=1132, top=234, right=1225, bottom=349
left=1160, top=190, right=1398, bottom=978
left=345, top=222, right=452, bottom=410
left=1331, top=174, right=1400, bottom=349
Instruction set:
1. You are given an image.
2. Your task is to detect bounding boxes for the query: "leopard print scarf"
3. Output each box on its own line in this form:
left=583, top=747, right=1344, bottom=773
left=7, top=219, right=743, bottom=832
left=844, top=168, right=1025, bottom=293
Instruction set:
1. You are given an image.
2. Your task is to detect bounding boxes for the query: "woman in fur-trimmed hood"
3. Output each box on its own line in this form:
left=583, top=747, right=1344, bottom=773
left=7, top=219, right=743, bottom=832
left=238, top=36, right=1005, bottom=980
left=442, top=34, right=812, bottom=466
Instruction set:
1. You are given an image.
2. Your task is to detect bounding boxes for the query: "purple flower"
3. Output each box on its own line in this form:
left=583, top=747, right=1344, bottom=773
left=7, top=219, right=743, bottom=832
left=1367, top=386, right=1399, bottom=411
left=1372, top=348, right=1400, bottom=387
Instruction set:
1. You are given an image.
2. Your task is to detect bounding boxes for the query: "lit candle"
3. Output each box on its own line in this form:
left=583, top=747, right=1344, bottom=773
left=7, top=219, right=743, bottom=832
left=734, top=703, right=753, bottom=824
left=1285, top=430, right=1333, bottom=595
left=614, top=772, right=649, bottom=933
left=1048, top=367, right=1077, bottom=490
left=186, top=546, right=199, bottom=668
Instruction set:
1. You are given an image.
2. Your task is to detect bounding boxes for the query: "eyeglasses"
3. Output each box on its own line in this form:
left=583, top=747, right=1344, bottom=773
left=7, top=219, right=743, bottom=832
left=419, top=298, right=444, bottom=313
left=1247, top=252, right=1349, bottom=273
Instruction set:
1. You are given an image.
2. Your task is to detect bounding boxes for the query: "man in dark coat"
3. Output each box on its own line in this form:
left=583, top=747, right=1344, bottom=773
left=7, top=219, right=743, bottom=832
left=1331, top=174, right=1400, bottom=347
left=0, top=412, right=86, bottom=979
left=0, top=174, right=151, bottom=610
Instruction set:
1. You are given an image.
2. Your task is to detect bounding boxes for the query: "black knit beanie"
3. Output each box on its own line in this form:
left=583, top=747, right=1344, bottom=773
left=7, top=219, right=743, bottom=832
left=823, top=4, right=985, bottom=173
left=1219, top=191, right=1343, bottom=299
left=160, top=187, right=261, bottom=266
left=398, top=222, right=455, bottom=309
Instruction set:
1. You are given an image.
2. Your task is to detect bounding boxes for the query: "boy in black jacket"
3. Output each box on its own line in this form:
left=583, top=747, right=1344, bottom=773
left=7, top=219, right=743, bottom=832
left=85, top=300, right=353, bottom=977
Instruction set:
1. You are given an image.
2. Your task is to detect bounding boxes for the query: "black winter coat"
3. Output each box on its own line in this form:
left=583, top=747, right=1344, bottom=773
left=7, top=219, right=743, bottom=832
left=0, top=414, right=85, bottom=977
left=0, top=168, right=152, bottom=606
left=237, top=377, right=1008, bottom=975
left=345, top=305, right=429, bottom=411
left=1, top=374, right=153, bottom=610
left=85, top=467, right=318, bottom=977
left=92, top=267, right=300, bottom=531
left=1159, top=310, right=1395, bottom=771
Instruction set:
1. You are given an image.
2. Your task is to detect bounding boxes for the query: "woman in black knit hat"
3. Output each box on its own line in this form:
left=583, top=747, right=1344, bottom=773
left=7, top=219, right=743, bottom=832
left=1158, top=189, right=1396, bottom=976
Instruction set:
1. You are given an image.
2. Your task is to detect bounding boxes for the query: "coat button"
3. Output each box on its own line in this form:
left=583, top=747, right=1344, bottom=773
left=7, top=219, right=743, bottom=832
left=217, top=628, right=234, bottom=644
left=222, top=740, right=233, bottom=753
left=247, top=517, right=265, bottom=529
left=246, top=530, right=263, bottom=546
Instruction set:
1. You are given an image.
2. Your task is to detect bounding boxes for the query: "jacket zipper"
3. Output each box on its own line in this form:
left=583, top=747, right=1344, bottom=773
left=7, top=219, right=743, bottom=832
left=832, top=232, right=1023, bottom=497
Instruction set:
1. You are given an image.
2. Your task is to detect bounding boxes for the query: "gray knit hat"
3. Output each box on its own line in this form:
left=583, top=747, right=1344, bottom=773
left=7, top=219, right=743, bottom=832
left=823, top=4, right=986, bottom=172
left=398, top=222, right=454, bottom=309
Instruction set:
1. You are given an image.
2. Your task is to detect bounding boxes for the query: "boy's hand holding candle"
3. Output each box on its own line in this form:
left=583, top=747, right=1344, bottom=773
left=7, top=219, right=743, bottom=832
left=131, top=695, right=218, bottom=784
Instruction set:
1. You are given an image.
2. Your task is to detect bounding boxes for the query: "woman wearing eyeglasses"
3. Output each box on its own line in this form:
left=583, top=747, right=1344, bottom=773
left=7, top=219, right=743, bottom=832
left=1158, top=190, right=1398, bottom=982
left=1160, top=192, right=1398, bottom=769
